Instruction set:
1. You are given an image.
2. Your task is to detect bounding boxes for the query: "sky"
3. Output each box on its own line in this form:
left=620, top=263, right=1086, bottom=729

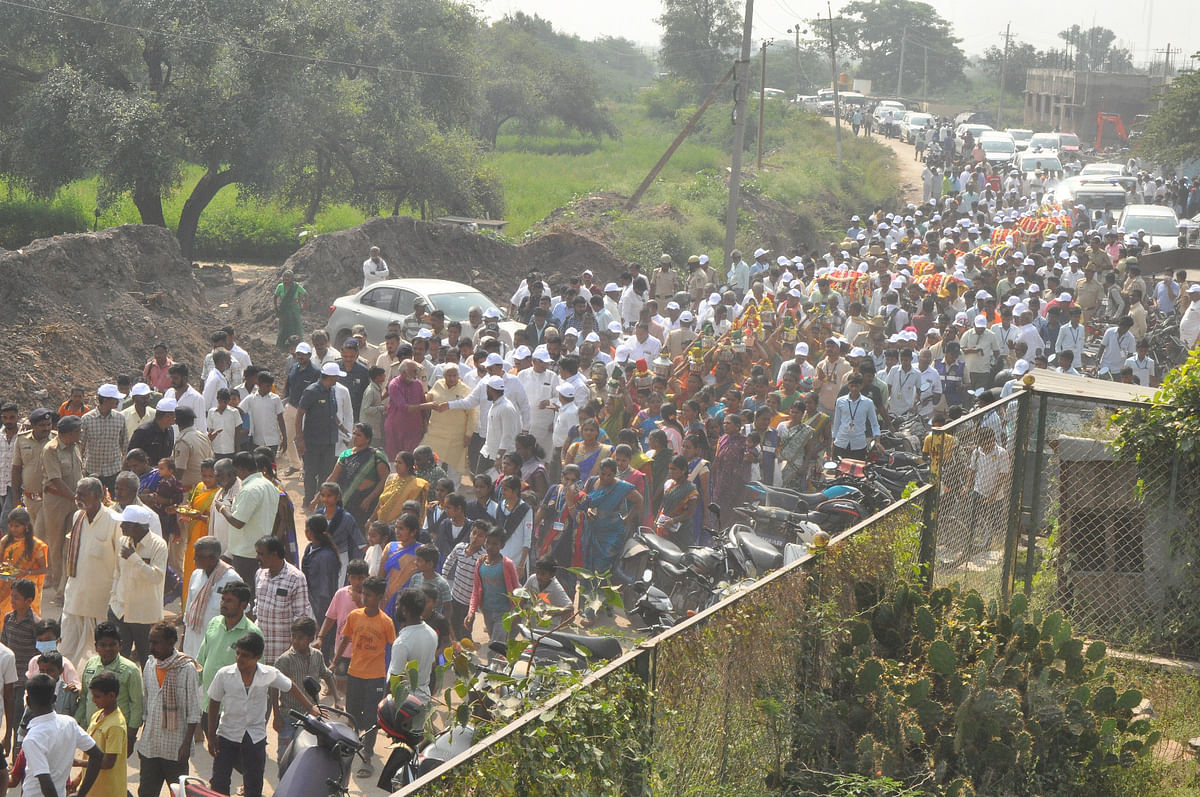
left=480, top=0, right=1199, bottom=67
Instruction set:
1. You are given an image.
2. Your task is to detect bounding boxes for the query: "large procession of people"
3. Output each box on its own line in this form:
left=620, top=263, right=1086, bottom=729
left=0, top=126, right=1197, bottom=795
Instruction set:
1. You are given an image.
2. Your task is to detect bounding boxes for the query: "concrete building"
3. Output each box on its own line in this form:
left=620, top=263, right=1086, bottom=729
left=1023, top=68, right=1172, bottom=144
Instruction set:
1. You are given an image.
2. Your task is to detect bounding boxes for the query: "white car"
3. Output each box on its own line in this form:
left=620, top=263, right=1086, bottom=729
left=954, top=123, right=994, bottom=154
left=1006, top=129, right=1033, bottom=150
left=1028, top=132, right=1060, bottom=152
left=873, top=101, right=906, bottom=132
left=1118, top=205, right=1182, bottom=251
left=326, top=278, right=523, bottom=346
left=1080, top=162, right=1126, bottom=178
left=977, top=131, right=1017, bottom=165
left=901, top=112, right=934, bottom=143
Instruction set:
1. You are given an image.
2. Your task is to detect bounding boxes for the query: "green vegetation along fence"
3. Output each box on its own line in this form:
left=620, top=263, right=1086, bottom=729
left=393, top=486, right=932, bottom=796
left=922, top=380, right=1200, bottom=660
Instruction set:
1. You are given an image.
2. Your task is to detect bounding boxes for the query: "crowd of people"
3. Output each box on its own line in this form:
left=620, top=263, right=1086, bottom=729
left=0, top=141, right=1197, bottom=794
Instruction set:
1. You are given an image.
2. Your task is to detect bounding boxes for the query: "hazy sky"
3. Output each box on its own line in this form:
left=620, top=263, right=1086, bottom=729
left=480, top=0, right=1198, bottom=66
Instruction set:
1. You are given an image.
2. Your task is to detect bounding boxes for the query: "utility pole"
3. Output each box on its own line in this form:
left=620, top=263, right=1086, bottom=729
left=896, top=26, right=907, bottom=96
left=723, top=0, right=754, bottom=265
left=788, top=25, right=802, bottom=98
left=757, top=40, right=771, bottom=169
left=922, top=45, right=929, bottom=107
left=996, top=22, right=1011, bottom=128
left=826, top=2, right=843, bottom=170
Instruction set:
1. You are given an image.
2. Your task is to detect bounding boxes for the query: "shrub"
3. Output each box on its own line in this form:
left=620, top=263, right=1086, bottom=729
left=0, top=197, right=88, bottom=248
left=789, top=580, right=1160, bottom=796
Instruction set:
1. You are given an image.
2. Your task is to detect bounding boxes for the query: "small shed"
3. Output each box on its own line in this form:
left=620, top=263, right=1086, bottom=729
left=1051, top=435, right=1177, bottom=624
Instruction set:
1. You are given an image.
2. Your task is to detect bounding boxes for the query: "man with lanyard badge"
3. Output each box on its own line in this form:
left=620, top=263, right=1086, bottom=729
left=831, top=374, right=880, bottom=460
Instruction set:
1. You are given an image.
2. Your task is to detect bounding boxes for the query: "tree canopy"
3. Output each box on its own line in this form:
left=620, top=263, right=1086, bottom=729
left=1057, top=25, right=1134, bottom=73
left=1137, top=59, right=1200, bottom=166
left=657, top=0, right=743, bottom=98
left=0, top=0, right=621, bottom=255
left=833, top=0, right=966, bottom=95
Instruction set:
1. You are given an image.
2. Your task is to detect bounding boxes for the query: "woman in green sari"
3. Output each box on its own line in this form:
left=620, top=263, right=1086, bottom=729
left=327, top=422, right=391, bottom=529
left=274, top=268, right=308, bottom=349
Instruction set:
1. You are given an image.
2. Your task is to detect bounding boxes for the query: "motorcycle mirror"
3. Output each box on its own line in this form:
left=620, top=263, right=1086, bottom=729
left=488, top=641, right=509, bottom=658
left=302, top=675, right=321, bottom=703
left=708, top=503, right=721, bottom=517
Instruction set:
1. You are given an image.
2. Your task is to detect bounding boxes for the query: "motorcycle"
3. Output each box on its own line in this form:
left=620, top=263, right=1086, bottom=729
left=667, top=504, right=785, bottom=614
left=743, top=481, right=865, bottom=535
left=171, top=677, right=368, bottom=797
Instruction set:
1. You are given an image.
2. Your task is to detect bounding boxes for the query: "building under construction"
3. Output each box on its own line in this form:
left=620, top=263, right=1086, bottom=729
left=1023, top=68, right=1173, bottom=145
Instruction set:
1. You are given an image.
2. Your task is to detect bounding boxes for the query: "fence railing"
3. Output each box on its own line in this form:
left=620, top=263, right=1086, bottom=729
left=394, top=485, right=932, bottom=796
left=921, top=380, right=1199, bottom=659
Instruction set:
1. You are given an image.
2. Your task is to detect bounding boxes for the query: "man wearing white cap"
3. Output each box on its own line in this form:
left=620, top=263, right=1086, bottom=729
left=750, top=248, right=771, bottom=279
left=665, top=311, right=697, bottom=359
left=518, top=347, right=560, bottom=457
left=550, top=383, right=579, bottom=468
left=295, top=362, right=343, bottom=504
left=110, top=502, right=168, bottom=662
left=1180, top=285, right=1200, bottom=349
left=479, top=376, right=519, bottom=472
left=777, top=342, right=815, bottom=384
left=60, top=476, right=122, bottom=667
left=121, top=383, right=156, bottom=438
left=80, top=384, right=129, bottom=494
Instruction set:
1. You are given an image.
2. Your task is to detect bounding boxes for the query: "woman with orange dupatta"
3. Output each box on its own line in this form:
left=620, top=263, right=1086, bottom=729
left=178, top=460, right=220, bottom=608
left=0, top=507, right=49, bottom=615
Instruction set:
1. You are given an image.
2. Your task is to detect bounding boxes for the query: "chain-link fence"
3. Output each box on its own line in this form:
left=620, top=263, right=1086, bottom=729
left=394, top=487, right=931, bottom=796
left=923, top=381, right=1200, bottom=660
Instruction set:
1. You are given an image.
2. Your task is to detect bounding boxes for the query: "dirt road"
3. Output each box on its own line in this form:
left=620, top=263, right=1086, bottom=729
left=822, top=116, right=927, bottom=206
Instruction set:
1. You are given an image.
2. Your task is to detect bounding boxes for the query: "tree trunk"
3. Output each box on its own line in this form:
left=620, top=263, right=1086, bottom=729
left=176, top=166, right=238, bottom=260
left=133, top=179, right=166, bottom=228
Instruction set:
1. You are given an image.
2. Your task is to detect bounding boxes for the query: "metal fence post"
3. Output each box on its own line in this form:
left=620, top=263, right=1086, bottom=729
left=1022, top=394, right=1049, bottom=596
left=1001, top=386, right=1033, bottom=607
left=919, top=486, right=937, bottom=589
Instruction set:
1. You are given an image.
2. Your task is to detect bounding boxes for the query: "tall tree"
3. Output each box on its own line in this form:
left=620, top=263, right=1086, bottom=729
left=1058, top=26, right=1134, bottom=73
left=833, top=0, right=966, bottom=94
left=476, top=15, right=619, bottom=148
left=980, top=40, right=1053, bottom=94
left=657, top=0, right=743, bottom=96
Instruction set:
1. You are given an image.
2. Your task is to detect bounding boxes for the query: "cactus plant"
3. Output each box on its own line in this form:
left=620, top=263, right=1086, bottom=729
left=788, top=580, right=1159, bottom=795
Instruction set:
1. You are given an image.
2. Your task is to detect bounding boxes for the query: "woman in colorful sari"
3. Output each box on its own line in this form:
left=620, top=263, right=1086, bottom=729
left=562, top=418, right=612, bottom=483
left=655, top=456, right=699, bottom=551
left=580, top=458, right=643, bottom=619
left=534, top=464, right=586, bottom=601
left=778, top=392, right=829, bottom=491
left=273, top=269, right=308, bottom=350
left=382, top=512, right=422, bottom=623
left=0, top=508, right=48, bottom=615
left=514, top=434, right=550, bottom=503
left=328, top=422, right=390, bottom=529
left=372, top=451, right=430, bottom=527
left=710, top=414, right=750, bottom=530
left=681, top=433, right=712, bottom=544
left=612, top=444, right=651, bottom=528
left=180, top=459, right=220, bottom=606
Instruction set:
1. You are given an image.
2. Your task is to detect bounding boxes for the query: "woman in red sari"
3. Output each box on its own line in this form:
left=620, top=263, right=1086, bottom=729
left=710, top=413, right=750, bottom=530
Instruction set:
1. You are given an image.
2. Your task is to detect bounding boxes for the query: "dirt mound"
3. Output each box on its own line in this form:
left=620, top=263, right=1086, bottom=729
left=0, top=224, right=209, bottom=409
left=232, top=215, right=628, bottom=340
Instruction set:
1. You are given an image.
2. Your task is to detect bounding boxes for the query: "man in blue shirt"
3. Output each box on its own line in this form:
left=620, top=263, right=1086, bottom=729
left=831, top=374, right=881, bottom=460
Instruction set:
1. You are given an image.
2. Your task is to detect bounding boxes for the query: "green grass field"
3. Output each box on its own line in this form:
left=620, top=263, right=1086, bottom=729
left=0, top=101, right=897, bottom=263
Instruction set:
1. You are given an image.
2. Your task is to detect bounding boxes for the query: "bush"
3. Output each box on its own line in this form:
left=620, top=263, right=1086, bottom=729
left=789, top=580, right=1160, bottom=796
left=0, top=197, right=88, bottom=248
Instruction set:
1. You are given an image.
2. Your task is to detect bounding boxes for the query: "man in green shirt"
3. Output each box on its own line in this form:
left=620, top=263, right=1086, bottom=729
left=76, top=620, right=144, bottom=754
left=196, top=581, right=262, bottom=709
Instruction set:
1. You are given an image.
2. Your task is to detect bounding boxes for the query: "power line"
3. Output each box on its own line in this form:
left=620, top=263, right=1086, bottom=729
left=0, top=0, right=474, bottom=81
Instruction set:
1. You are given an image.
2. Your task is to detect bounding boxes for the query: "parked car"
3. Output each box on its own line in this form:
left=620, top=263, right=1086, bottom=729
left=1006, top=128, right=1033, bottom=150
left=326, top=278, right=522, bottom=346
left=1015, top=151, right=1064, bottom=183
left=1028, top=132, right=1061, bottom=152
left=1052, top=177, right=1128, bottom=223
left=873, top=100, right=906, bottom=134
left=1057, top=132, right=1081, bottom=156
left=901, top=112, right=935, bottom=143
left=1118, top=205, right=1182, bottom=251
left=954, top=123, right=994, bottom=154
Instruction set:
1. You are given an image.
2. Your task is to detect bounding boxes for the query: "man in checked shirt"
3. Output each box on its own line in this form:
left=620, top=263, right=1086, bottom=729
left=251, top=535, right=312, bottom=663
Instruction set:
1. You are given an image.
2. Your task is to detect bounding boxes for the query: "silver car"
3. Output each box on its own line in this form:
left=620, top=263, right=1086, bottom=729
left=326, top=278, right=522, bottom=345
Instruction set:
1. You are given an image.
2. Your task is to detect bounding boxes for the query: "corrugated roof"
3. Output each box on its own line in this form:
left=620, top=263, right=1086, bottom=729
left=1020, top=369, right=1159, bottom=405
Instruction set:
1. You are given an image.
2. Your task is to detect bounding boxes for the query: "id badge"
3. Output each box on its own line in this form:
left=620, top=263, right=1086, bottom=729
left=552, top=521, right=566, bottom=532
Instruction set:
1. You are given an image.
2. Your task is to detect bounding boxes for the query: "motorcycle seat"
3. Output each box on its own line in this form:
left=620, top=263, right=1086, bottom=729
left=793, top=491, right=830, bottom=507
left=642, top=532, right=686, bottom=564
left=546, top=631, right=623, bottom=662
left=730, top=527, right=784, bottom=573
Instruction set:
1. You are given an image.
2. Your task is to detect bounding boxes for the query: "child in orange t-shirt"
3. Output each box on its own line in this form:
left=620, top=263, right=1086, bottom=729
left=334, top=576, right=394, bottom=777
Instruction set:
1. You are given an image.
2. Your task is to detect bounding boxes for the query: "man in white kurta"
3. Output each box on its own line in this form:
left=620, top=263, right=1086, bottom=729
left=60, top=477, right=123, bottom=668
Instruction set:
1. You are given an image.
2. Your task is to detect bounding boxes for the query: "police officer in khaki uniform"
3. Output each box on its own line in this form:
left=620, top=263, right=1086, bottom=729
left=12, top=407, right=56, bottom=527
left=41, top=414, right=84, bottom=593
left=1074, top=266, right=1103, bottom=326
